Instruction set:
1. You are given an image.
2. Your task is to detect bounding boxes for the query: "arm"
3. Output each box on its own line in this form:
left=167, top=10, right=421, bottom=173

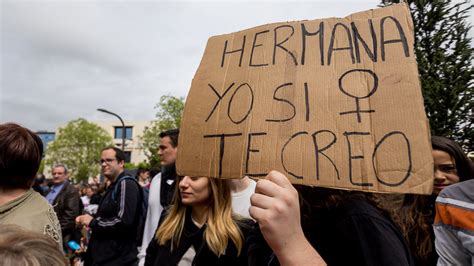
left=434, top=197, right=473, bottom=266
left=138, top=174, right=163, bottom=266
left=60, top=185, right=83, bottom=235
left=249, top=170, right=326, bottom=266
left=144, top=233, right=159, bottom=266
left=434, top=225, right=471, bottom=265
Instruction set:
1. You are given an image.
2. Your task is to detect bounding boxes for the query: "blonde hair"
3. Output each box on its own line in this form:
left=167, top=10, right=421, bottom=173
left=156, top=177, right=244, bottom=256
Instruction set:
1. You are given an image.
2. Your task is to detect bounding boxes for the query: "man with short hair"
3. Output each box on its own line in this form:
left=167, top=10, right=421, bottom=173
left=76, top=147, right=143, bottom=266
left=46, top=164, right=83, bottom=251
left=138, top=128, right=179, bottom=266
left=0, top=123, right=62, bottom=247
left=157, top=128, right=179, bottom=207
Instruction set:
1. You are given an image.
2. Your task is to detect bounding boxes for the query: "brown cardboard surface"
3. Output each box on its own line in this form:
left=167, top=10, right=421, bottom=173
left=176, top=3, right=433, bottom=194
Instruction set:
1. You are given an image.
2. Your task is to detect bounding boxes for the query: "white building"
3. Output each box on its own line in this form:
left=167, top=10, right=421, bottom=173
left=94, top=120, right=151, bottom=164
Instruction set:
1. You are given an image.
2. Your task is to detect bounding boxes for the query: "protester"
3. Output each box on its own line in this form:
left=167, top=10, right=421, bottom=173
left=0, top=224, right=68, bottom=266
left=434, top=179, right=474, bottom=265
left=81, top=186, right=92, bottom=207
left=249, top=170, right=414, bottom=265
left=47, top=164, right=83, bottom=252
left=136, top=167, right=151, bottom=188
left=0, top=123, right=62, bottom=247
left=145, top=176, right=253, bottom=265
left=138, top=128, right=179, bottom=266
left=158, top=129, right=180, bottom=208
left=75, top=147, right=143, bottom=266
left=395, top=136, right=474, bottom=265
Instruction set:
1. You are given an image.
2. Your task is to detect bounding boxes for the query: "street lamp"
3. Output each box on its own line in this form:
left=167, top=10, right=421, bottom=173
left=97, top=108, right=126, bottom=151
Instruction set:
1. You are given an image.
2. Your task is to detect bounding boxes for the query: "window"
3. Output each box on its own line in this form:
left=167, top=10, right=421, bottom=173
left=114, top=126, right=133, bottom=140
left=124, top=151, right=132, bottom=163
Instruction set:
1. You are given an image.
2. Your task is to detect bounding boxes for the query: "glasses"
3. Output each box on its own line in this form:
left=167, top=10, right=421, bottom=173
left=99, top=158, right=117, bottom=164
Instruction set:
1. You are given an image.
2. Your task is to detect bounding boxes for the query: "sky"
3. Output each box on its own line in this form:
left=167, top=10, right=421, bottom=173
left=1, top=0, right=471, bottom=132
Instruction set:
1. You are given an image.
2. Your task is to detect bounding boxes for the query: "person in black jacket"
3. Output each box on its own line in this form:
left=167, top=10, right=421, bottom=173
left=48, top=164, right=83, bottom=252
left=76, top=147, right=143, bottom=266
left=249, top=170, right=414, bottom=266
left=145, top=176, right=253, bottom=266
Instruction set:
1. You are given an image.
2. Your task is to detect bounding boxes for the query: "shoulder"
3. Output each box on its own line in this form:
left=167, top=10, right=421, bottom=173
left=235, top=217, right=255, bottom=236
left=118, top=176, right=141, bottom=189
left=65, top=182, right=79, bottom=194
left=24, top=192, right=62, bottom=243
left=150, top=173, right=161, bottom=186
left=438, top=180, right=474, bottom=201
left=333, top=197, right=383, bottom=219
left=328, top=197, right=401, bottom=235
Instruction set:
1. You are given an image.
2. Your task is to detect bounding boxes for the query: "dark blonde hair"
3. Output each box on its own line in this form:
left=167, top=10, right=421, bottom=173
left=156, top=177, right=244, bottom=256
left=0, top=224, right=67, bottom=266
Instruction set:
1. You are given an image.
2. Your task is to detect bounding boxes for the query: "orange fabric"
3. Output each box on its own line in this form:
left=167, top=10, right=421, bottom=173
left=435, top=203, right=474, bottom=231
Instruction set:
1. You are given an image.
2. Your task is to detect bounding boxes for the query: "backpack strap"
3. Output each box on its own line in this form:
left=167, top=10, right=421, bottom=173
left=112, top=175, right=139, bottom=201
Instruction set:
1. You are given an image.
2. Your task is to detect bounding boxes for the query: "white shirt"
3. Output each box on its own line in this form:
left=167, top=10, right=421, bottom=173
left=231, top=179, right=256, bottom=219
left=138, top=173, right=164, bottom=266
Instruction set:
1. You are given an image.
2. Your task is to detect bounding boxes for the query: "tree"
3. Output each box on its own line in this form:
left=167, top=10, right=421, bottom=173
left=45, top=118, right=113, bottom=182
left=141, top=95, right=185, bottom=167
left=381, top=0, right=473, bottom=150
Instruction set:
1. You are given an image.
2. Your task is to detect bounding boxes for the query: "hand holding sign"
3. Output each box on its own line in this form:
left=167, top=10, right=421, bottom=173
left=177, top=3, right=433, bottom=195
left=250, top=170, right=326, bottom=266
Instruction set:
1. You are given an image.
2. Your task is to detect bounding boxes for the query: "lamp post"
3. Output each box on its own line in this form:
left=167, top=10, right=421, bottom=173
left=97, top=108, right=126, bottom=151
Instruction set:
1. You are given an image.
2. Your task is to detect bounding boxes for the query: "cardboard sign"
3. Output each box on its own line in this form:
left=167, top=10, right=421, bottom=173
left=177, top=3, right=434, bottom=194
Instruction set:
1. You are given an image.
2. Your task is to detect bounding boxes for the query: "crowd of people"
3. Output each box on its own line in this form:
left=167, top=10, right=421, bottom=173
left=0, top=122, right=473, bottom=266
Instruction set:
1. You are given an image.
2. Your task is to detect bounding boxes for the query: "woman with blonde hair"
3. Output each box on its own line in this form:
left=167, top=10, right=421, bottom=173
left=145, top=176, right=253, bottom=266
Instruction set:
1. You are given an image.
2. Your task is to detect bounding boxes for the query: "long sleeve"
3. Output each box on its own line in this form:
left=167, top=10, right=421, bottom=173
left=60, top=185, right=82, bottom=235
left=89, top=179, right=141, bottom=235
left=434, top=181, right=474, bottom=266
left=138, top=173, right=164, bottom=266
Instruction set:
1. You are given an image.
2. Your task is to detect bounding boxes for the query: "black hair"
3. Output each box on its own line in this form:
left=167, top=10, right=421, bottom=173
left=159, top=128, right=180, bottom=147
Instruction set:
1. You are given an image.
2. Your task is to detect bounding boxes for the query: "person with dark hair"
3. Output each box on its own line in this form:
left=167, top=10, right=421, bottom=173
left=47, top=164, right=83, bottom=252
left=136, top=167, right=151, bottom=188
left=249, top=170, right=414, bottom=266
left=0, top=123, right=62, bottom=247
left=75, top=146, right=143, bottom=266
left=32, top=173, right=47, bottom=196
left=395, top=136, right=474, bottom=265
left=138, top=128, right=179, bottom=266
left=158, top=128, right=180, bottom=207
left=0, top=224, right=68, bottom=266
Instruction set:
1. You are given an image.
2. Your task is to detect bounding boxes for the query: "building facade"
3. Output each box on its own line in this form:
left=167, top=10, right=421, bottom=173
left=36, top=131, right=56, bottom=154
left=94, top=120, right=151, bottom=164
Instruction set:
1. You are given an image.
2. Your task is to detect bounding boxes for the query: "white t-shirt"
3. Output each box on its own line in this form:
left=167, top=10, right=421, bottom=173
left=231, top=179, right=256, bottom=219
left=137, top=173, right=164, bottom=266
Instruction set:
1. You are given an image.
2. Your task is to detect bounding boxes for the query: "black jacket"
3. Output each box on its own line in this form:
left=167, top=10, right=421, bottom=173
left=145, top=210, right=253, bottom=266
left=84, top=172, right=143, bottom=266
left=160, top=164, right=177, bottom=208
left=248, top=197, right=415, bottom=266
left=52, top=181, right=83, bottom=244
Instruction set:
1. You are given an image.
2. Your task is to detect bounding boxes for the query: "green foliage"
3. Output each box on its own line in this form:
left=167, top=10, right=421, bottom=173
left=37, top=159, right=45, bottom=175
left=45, top=118, right=113, bottom=182
left=124, top=162, right=150, bottom=170
left=381, top=0, right=473, bottom=150
left=141, top=95, right=185, bottom=167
